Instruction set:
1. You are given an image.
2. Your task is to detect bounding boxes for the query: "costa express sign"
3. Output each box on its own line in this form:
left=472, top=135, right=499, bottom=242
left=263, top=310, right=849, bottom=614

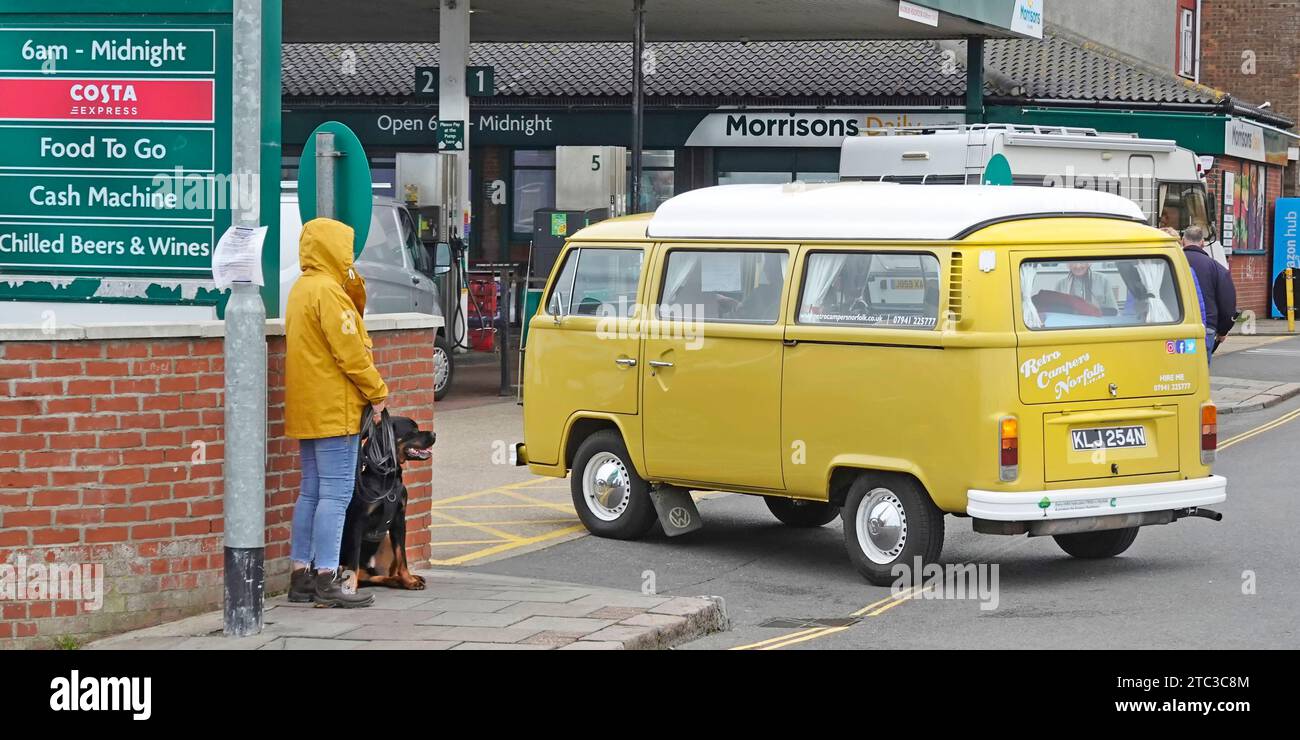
left=0, top=77, right=214, bottom=122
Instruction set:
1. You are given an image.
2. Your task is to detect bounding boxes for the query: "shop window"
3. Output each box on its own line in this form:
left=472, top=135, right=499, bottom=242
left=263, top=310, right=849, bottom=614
left=715, top=148, right=839, bottom=186
left=628, top=150, right=676, bottom=212
left=511, top=149, right=556, bottom=237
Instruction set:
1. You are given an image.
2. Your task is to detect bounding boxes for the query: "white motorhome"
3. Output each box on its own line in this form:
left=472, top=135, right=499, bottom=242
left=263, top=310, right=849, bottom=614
left=839, top=124, right=1227, bottom=265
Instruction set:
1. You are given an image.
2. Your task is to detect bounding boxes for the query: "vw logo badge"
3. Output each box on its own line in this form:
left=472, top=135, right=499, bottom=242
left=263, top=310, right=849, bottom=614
left=668, top=506, right=691, bottom=528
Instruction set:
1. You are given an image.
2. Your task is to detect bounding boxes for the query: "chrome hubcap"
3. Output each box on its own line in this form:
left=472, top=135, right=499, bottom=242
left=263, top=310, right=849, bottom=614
left=582, top=452, right=630, bottom=521
left=433, top=346, right=450, bottom=392
left=856, top=488, right=907, bottom=564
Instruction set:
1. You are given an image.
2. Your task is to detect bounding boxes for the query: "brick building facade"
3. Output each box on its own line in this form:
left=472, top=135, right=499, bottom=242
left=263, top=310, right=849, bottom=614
left=1199, top=0, right=1300, bottom=196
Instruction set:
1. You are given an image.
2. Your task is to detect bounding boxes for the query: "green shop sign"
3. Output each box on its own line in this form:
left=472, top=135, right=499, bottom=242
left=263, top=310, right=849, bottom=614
left=0, top=0, right=282, bottom=315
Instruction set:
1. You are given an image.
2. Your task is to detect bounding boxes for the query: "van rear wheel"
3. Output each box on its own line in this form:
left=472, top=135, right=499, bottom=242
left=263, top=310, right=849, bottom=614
left=765, top=496, right=840, bottom=527
left=570, top=430, right=657, bottom=540
left=842, top=474, right=944, bottom=586
left=1054, top=527, right=1139, bottom=558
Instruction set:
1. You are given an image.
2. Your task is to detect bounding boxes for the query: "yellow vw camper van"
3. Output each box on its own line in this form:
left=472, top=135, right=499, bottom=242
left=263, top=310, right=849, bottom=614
left=517, top=183, right=1226, bottom=584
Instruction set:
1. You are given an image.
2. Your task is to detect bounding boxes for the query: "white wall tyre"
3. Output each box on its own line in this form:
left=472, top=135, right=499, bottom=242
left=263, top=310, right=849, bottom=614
left=570, top=430, right=657, bottom=540
left=1054, top=527, right=1139, bottom=558
left=842, top=473, right=944, bottom=585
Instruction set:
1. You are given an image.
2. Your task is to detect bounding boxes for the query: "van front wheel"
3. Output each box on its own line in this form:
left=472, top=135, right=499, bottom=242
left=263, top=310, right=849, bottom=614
left=842, top=474, right=944, bottom=586
left=765, top=496, right=840, bottom=527
left=1053, top=527, right=1139, bottom=558
left=570, top=430, right=657, bottom=540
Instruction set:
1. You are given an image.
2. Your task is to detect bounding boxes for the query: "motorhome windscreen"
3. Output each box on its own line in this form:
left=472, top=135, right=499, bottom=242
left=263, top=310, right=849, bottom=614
left=1020, top=257, right=1183, bottom=330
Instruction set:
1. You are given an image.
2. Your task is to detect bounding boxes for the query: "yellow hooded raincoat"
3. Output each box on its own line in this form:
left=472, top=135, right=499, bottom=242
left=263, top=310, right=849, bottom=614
left=284, top=218, right=389, bottom=439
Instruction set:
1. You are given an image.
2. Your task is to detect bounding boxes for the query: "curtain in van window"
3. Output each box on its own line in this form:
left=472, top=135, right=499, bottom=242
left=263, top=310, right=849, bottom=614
left=800, top=253, right=848, bottom=316
left=1021, top=261, right=1043, bottom=329
left=1136, top=259, right=1175, bottom=322
left=660, top=251, right=701, bottom=317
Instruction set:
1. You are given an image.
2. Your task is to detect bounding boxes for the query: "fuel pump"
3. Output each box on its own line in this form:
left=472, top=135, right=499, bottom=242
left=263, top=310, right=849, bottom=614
left=396, top=152, right=474, bottom=350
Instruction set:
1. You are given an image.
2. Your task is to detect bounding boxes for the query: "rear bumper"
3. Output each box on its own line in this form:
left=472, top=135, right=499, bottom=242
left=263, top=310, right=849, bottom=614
left=967, top=475, right=1226, bottom=521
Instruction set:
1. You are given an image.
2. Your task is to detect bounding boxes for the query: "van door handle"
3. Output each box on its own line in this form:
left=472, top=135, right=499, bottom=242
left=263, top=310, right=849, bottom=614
left=614, top=357, right=638, bottom=367
left=411, top=276, right=422, bottom=284
left=648, top=360, right=674, bottom=368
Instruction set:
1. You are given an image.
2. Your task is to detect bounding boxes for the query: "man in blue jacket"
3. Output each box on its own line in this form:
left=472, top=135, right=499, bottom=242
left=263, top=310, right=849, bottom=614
left=1181, top=225, right=1237, bottom=365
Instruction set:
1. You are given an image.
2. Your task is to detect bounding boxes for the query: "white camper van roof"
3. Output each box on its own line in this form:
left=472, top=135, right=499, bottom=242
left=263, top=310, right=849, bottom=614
left=646, top=182, right=1147, bottom=241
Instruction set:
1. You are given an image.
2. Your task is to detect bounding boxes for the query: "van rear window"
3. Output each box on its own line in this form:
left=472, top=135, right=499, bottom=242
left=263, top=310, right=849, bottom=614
left=1020, top=257, right=1182, bottom=330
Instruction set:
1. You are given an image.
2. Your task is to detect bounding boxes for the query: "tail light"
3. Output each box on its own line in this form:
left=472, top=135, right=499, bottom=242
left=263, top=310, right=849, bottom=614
left=999, top=416, right=1018, bottom=481
left=1201, top=403, right=1217, bottom=464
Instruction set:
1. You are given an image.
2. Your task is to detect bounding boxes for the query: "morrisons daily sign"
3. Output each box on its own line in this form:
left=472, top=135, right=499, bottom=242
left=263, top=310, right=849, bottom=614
left=684, top=112, right=964, bottom=147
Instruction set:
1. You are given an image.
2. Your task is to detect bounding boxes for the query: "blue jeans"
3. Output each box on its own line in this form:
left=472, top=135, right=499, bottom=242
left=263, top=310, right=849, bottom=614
left=1207, top=330, right=1216, bottom=368
left=290, top=434, right=359, bottom=572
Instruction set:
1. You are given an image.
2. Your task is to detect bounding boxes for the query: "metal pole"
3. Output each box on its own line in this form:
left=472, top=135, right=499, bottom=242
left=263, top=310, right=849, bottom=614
left=499, top=269, right=512, bottom=396
left=224, top=0, right=268, bottom=637
left=223, top=282, right=267, bottom=636
left=316, top=131, right=337, bottom=220
left=965, top=37, right=985, bottom=126
left=631, top=0, right=645, bottom=213
left=1287, top=266, right=1295, bottom=334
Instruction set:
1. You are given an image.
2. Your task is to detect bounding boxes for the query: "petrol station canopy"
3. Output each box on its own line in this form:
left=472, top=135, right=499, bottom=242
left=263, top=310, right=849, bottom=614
left=284, top=0, right=1044, bottom=43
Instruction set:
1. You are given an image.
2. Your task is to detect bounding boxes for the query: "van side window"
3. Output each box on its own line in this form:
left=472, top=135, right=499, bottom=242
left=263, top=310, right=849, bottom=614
left=659, top=250, right=788, bottom=324
left=547, top=248, right=642, bottom=317
left=797, top=252, right=941, bottom=330
left=545, top=251, right=578, bottom=315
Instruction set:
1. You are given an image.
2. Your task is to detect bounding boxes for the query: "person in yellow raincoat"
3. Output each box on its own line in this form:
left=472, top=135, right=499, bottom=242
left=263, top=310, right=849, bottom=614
left=284, top=217, right=388, bottom=608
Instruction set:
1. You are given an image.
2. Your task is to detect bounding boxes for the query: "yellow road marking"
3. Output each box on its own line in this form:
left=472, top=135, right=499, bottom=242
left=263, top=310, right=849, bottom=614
left=427, top=509, right=523, bottom=543
left=428, top=524, right=587, bottom=566
left=429, top=518, right=576, bottom=528
left=758, top=625, right=853, bottom=649
left=430, top=539, right=519, bottom=546
left=730, top=583, right=931, bottom=650
left=727, top=627, right=825, bottom=650
left=498, top=488, right=578, bottom=513
left=432, top=503, right=570, bottom=509
left=1219, top=407, right=1300, bottom=451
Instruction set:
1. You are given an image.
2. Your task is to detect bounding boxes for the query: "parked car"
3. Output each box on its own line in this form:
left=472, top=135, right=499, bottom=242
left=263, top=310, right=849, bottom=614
left=280, top=193, right=455, bottom=400
left=516, top=182, right=1226, bottom=584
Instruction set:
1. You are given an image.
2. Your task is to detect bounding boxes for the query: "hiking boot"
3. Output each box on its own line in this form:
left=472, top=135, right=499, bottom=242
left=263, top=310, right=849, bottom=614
left=288, top=567, right=315, bottom=603
left=313, top=569, right=374, bottom=608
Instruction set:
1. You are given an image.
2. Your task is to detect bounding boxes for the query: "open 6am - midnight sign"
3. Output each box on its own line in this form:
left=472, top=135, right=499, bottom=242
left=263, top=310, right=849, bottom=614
left=0, top=2, right=243, bottom=314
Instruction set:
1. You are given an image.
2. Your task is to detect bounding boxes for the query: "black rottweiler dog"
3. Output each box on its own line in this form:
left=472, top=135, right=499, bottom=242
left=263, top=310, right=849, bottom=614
left=340, top=415, right=434, bottom=590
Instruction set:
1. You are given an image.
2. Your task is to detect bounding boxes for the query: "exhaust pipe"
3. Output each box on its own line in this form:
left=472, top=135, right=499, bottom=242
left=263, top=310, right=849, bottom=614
left=1179, top=507, right=1224, bottom=521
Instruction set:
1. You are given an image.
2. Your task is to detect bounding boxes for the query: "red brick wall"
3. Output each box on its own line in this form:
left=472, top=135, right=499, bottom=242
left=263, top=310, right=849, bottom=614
left=1199, top=1, right=1300, bottom=130
left=0, top=326, right=434, bottom=649
left=1199, top=0, right=1300, bottom=197
left=1204, top=156, right=1285, bottom=315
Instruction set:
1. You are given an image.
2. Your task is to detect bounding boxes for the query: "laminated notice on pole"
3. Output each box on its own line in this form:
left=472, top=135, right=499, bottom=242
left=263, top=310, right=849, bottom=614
left=212, top=225, right=267, bottom=290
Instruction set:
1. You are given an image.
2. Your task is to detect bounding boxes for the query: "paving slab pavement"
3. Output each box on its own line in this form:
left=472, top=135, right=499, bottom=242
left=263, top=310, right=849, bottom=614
left=1211, top=376, right=1300, bottom=414
left=87, top=568, right=727, bottom=651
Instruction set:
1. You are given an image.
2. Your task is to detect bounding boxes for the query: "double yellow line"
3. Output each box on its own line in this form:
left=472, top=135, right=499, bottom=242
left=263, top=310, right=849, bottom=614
left=730, top=583, right=935, bottom=650
left=1219, top=406, right=1300, bottom=451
